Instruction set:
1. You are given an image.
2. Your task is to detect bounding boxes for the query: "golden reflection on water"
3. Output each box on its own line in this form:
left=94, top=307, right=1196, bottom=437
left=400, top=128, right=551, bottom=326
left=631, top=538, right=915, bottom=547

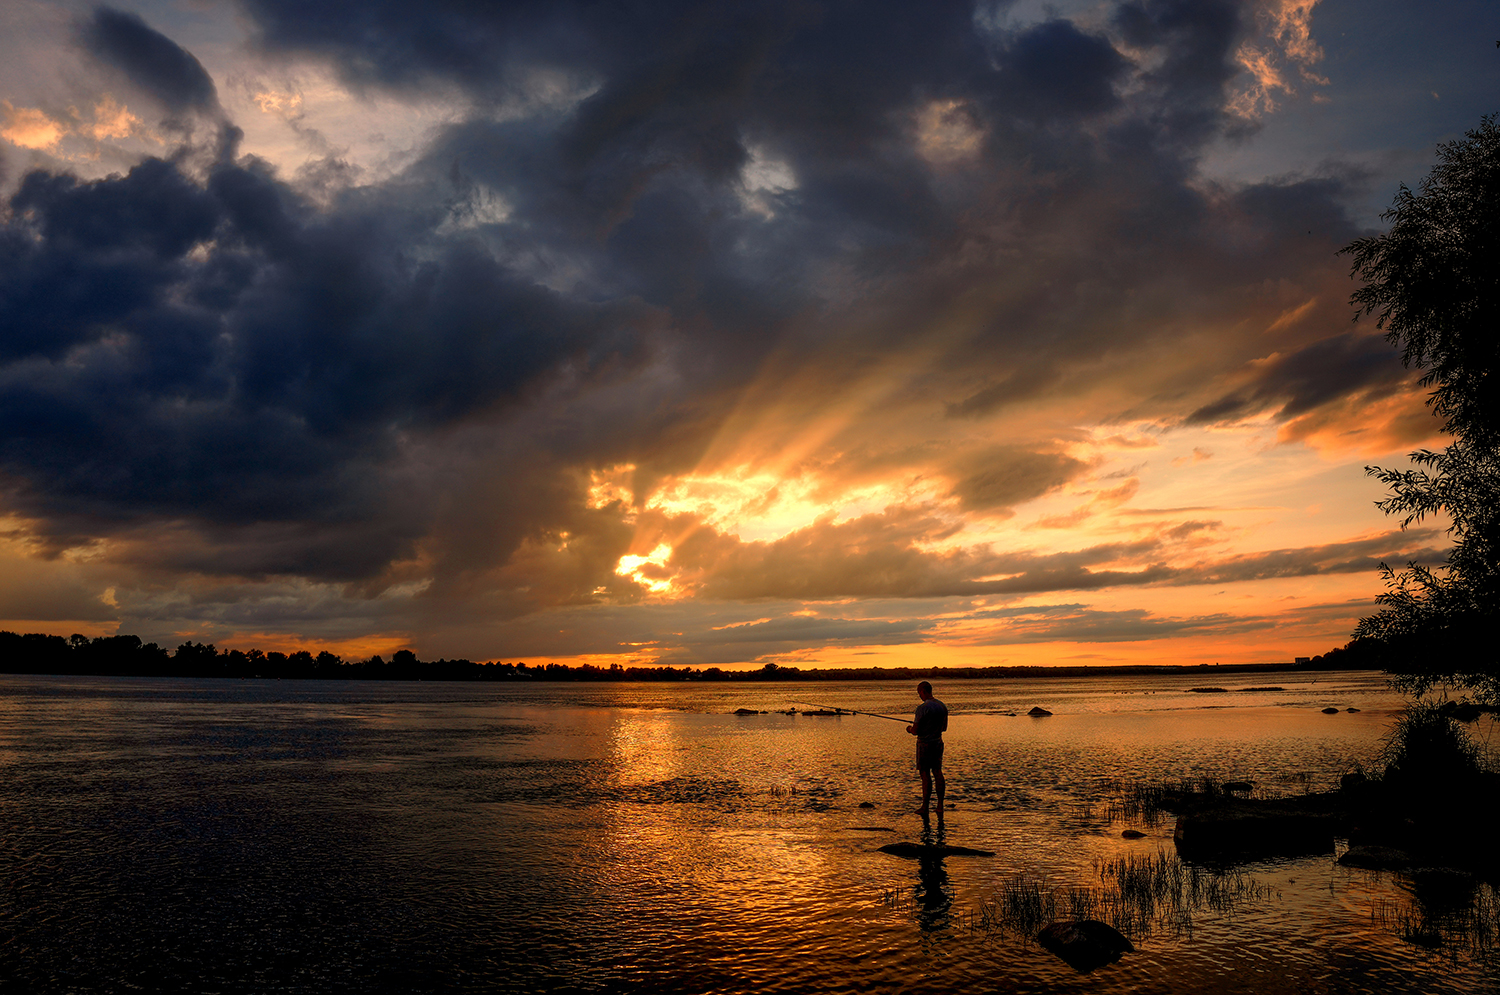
left=595, top=708, right=892, bottom=956
left=0, top=673, right=1495, bottom=995
left=608, top=710, right=686, bottom=786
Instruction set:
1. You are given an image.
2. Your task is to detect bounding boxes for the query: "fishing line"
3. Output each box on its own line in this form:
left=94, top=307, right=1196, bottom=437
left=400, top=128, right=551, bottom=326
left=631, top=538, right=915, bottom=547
left=790, top=700, right=908, bottom=723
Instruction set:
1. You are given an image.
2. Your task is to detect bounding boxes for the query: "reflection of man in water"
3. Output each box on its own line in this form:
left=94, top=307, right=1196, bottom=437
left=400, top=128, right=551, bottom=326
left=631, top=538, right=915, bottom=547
left=906, top=681, right=948, bottom=819
left=914, top=819, right=952, bottom=931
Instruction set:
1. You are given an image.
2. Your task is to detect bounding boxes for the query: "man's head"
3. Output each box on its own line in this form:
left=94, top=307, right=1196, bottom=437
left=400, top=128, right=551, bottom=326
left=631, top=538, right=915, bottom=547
left=917, top=681, right=932, bottom=700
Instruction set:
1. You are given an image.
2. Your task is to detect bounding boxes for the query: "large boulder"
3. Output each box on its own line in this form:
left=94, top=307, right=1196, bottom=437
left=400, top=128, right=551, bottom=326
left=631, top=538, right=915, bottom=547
left=1037, top=920, right=1134, bottom=972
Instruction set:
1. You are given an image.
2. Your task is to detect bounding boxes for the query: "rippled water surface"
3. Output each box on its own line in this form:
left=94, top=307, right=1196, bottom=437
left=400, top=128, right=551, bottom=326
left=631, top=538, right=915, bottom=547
left=0, top=671, right=1496, bottom=993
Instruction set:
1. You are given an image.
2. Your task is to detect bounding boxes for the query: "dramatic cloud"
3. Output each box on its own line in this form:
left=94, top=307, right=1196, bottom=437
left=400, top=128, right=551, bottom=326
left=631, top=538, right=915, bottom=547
left=0, top=0, right=1487, bottom=664
left=82, top=7, right=221, bottom=115
left=1187, top=331, right=1409, bottom=425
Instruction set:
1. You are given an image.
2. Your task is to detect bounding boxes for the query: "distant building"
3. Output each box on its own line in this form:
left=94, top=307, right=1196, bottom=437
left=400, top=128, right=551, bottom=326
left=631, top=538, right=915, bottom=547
left=1294, top=657, right=1311, bottom=666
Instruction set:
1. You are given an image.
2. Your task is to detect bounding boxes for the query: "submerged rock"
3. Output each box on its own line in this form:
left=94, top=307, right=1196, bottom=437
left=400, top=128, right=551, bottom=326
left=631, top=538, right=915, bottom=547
left=1121, top=829, right=1147, bottom=839
left=1321, top=707, right=1341, bottom=714
left=732, top=708, right=763, bottom=715
left=858, top=801, right=876, bottom=809
left=1346, top=707, right=1361, bottom=713
left=1027, top=706, right=1053, bottom=717
left=877, top=842, right=995, bottom=859
left=1036, top=920, right=1134, bottom=973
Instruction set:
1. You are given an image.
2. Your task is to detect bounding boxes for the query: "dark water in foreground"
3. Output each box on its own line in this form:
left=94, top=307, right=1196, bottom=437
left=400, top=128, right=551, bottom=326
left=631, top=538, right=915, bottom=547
left=0, top=671, right=1495, bottom=993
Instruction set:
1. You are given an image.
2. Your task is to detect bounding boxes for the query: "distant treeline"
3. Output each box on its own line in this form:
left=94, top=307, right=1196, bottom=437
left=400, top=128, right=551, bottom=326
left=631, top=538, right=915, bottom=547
left=0, top=630, right=1384, bottom=682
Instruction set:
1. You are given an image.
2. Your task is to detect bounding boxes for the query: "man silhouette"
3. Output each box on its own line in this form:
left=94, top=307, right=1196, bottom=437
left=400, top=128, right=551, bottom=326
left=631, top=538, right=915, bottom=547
left=906, top=681, right=948, bottom=819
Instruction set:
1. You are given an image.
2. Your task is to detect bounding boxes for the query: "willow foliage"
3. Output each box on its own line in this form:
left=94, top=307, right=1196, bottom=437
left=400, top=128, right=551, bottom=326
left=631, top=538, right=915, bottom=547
left=1344, top=117, right=1500, bottom=702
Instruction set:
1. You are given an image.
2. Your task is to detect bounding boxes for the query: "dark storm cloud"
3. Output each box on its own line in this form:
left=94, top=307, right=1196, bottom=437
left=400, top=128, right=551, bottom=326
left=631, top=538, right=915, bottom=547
left=1110, top=0, right=1244, bottom=147
left=81, top=7, right=221, bottom=114
left=0, top=0, right=1408, bottom=620
left=1187, top=332, right=1409, bottom=425
left=0, top=147, right=654, bottom=576
left=987, top=18, right=1130, bottom=122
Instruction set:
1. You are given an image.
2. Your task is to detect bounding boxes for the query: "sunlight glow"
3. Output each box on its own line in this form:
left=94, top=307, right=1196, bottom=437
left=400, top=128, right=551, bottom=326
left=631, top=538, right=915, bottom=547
left=615, top=543, right=676, bottom=594
left=1, top=100, right=62, bottom=149
left=644, top=468, right=950, bottom=544
left=588, top=464, right=637, bottom=510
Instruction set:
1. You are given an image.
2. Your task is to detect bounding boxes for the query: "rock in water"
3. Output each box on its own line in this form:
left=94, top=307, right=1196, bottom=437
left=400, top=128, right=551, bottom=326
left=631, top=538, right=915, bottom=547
left=1121, top=829, right=1147, bottom=839
left=877, top=842, right=995, bottom=859
left=1172, top=795, right=1338, bottom=859
left=1027, top=706, right=1053, bottom=717
left=1338, top=845, right=1411, bottom=871
left=1037, top=920, right=1134, bottom=972
left=1321, top=707, right=1340, bottom=714
left=732, top=708, right=763, bottom=715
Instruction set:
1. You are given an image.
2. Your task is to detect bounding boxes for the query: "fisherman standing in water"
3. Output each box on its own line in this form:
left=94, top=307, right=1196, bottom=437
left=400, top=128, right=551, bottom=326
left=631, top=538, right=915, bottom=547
left=906, top=681, right=948, bottom=819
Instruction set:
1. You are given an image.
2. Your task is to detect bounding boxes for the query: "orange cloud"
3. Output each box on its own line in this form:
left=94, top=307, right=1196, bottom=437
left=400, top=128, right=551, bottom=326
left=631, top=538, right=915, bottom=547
left=1, top=100, right=64, bottom=149
left=0, top=95, right=150, bottom=151
left=88, top=94, right=143, bottom=140
left=1171, top=447, right=1213, bottom=467
left=1230, top=0, right=1327, bottom=118
left=1278, top=384, right=1445, bottom=456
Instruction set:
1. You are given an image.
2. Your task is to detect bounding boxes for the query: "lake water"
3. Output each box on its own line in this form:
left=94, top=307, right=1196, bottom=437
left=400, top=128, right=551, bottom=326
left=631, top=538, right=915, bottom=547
left=0, top=670, right=1495, bottom=993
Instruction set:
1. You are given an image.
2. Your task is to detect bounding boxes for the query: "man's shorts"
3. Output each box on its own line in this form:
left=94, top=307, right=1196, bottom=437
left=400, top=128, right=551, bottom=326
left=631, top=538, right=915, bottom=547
left=916, top=740, right=944, bottom=772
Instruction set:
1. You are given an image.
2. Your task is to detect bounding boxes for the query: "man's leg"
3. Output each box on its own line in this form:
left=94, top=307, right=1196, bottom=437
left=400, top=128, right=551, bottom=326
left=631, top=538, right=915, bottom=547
left=918, top=768, right=933, bottom=816
left=934, top=768, right=946, bottom=817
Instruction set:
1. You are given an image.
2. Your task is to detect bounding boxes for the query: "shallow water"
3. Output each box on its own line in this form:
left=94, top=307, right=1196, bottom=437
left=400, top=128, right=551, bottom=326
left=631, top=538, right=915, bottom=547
left=0, top=671, right=1495, bottom=993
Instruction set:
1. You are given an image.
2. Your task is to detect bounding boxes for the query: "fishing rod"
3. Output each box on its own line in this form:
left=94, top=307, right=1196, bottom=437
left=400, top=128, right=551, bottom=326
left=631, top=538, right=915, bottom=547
left=790, top=700, right=908, bottom=723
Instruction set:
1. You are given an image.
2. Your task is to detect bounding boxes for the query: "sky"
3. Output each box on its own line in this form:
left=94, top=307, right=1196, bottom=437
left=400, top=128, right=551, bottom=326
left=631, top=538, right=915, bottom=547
left=0, top=0, right=1495, bottom=668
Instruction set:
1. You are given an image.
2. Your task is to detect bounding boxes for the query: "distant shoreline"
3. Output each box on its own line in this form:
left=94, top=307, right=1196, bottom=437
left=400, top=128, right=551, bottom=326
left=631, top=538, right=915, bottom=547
left=2, top=630, right=1381, bottom=683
